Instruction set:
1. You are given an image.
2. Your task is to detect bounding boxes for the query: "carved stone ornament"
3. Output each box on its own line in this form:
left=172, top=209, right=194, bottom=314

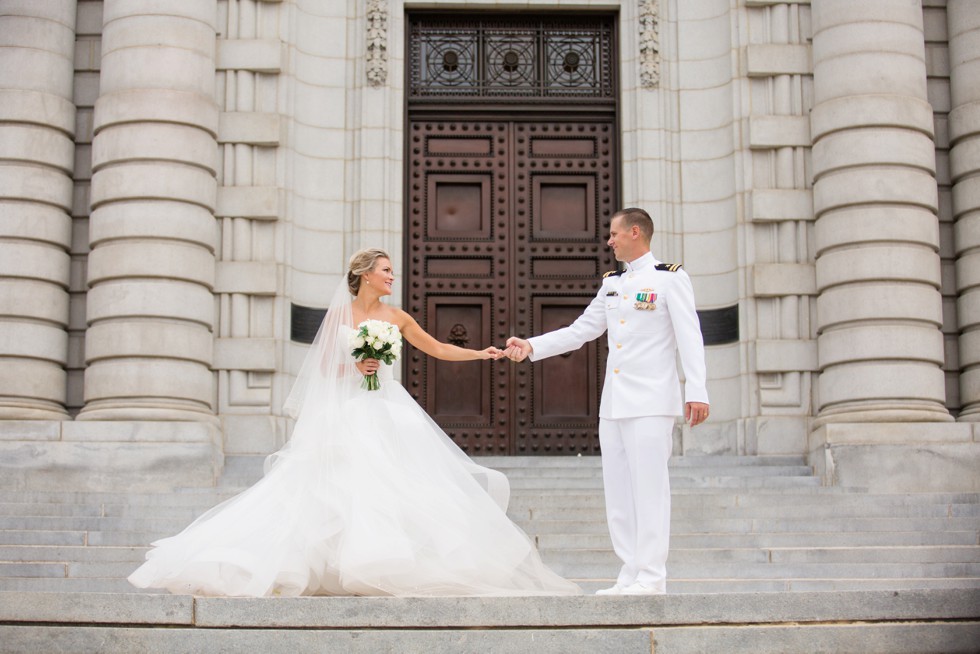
left=366, top=0, right=388, bottom=87
left=638, top=0, right=660, bottom=89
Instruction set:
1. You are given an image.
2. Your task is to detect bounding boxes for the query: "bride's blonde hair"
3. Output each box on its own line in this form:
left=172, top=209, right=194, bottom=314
left=347, top=248, right=391, bottom=296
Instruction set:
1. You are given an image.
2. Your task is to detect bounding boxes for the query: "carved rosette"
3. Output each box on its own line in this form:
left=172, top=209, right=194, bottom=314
left=638, top=0, right=660, bottom=89
left=366, top=0, right=388, bottom=87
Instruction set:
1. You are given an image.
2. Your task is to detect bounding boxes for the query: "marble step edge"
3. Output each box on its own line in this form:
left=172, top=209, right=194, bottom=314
left=3, top=544, right=978, bottom=565
left=0, top=490, right=975, bottom=508
left=0, top=588, right=976, bottom=629
left=3, top=577, right=978, bottom=597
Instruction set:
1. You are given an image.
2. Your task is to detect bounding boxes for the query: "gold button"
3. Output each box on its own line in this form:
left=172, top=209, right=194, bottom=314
left=616, top=344, right=622, bottom=349
left=614, top=369, right=620, bottom=374
left=620, top=319, right=625, bottom=324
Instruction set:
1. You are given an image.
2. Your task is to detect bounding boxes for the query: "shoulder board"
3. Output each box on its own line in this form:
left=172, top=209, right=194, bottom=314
left=655, top=263, right=683, bottom=272
left=602, top=269, right=625, bottom=278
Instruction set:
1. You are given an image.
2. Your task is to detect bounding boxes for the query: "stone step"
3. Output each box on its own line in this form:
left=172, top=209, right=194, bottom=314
left=475, top=455, right=808, bottom=468
left=4, top=544, right=974, bottom=569
left=464, top=465, right=816, bottom=479
left=0, top=545, right=148, bottom=563
left=213, top=455, right=817, bottom=488
left=0, top=530, right=88, bottom=546
left=4, top=498, right=976, bottom=522
left=513, top=503, right=980, bottom=521
left=4, top=513, right=975, bottom=536
left=540, top=546, right=980, bottom=566
left=1, top=490, right=976, bottom=513
left=538, top=530, right=980, bottom=549
left=544, top=557, right=980, bottom=579
left=2, top=575, right=978, bottom=596
left=519, top=516, right=980, bottom=535
left=214, top=474, right=824, bottom=491
left=503, top=476, right=824, bottom=490
left=0, top=589, right=976, bottom=653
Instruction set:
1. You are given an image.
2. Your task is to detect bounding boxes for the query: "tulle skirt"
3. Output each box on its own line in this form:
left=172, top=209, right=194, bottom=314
left=128, top=377, right=581, bottom=597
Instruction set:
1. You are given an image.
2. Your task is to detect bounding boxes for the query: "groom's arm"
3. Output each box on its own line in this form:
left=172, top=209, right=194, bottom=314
left=519, top=289, right=608, bottom=362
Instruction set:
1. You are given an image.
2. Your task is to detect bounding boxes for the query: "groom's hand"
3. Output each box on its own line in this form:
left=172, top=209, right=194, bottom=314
left=504, top=337, right=532, bottom=362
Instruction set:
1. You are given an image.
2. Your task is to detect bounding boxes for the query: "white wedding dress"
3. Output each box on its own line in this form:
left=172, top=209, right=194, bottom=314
left=129, top=288, right=580, bottom=597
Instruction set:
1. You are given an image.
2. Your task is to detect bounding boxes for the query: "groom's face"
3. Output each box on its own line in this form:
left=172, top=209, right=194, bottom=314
left=607, top=216, right=641, bottom=262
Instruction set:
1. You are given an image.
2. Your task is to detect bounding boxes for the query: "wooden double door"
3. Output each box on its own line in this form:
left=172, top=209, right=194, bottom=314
left=404, top=117, right=617, bottom=454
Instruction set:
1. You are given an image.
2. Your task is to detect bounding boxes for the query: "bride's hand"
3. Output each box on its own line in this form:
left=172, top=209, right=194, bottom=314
left=356, top=358, right=380, bottom=376
left=476, top=346, right=503, bottom=360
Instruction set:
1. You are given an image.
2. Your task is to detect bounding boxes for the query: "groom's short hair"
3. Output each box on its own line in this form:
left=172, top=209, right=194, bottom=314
left=612, top=208, right=654, bottom=243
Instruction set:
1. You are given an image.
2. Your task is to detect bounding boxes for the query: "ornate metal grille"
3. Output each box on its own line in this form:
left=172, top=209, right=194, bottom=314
left=409, top=15, right=615, bottom=102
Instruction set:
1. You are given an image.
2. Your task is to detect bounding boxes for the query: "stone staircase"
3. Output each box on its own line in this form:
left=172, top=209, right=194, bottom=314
left=0, top=455, right=978, bottom=652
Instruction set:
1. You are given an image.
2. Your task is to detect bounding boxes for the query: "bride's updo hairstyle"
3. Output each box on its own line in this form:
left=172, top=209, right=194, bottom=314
left=347, top=248, right=391, bottom=296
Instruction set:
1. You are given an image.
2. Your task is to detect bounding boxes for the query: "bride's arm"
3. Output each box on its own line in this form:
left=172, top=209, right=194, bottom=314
left=396, top=311, right=500, bottom=361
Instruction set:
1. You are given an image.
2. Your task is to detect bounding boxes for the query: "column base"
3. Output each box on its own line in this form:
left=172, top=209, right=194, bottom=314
left=808, top=422, right=980, bottom=492
left=812, top=402, right=953, bottom=429
left=0, top=420, right=224, bottom=491
left=0, top=405, right=70, bottom=421
left=76, top=403, right=220, bottom=426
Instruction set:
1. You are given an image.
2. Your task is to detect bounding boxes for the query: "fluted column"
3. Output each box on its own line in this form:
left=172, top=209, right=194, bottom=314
left=0, top=1, right=76, bottom=419
left=949, top=1, right=980, bottom=420
left=78, top=1, right=219, bottom=422
left=811, top=0, right=950, bottom=424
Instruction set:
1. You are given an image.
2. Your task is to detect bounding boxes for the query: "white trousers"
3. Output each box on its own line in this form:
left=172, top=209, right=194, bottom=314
left=599, top=415, right=674, bottom=589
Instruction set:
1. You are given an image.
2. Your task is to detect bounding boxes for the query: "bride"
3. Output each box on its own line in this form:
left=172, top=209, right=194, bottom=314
left=128, top=248, right=581, bottom=597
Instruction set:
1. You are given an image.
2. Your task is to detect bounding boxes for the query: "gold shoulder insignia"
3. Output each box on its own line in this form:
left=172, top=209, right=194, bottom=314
left=603, top=269, right=625, bottom=278
left=655, top=263, right=682, bottom=272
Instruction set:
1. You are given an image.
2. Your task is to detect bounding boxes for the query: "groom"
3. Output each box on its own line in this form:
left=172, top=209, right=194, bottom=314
left=504, top=207, right=709, bottom=595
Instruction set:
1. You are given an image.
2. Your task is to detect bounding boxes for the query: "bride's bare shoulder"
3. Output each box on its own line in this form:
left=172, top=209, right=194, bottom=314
left=387, top=307, right=417, bottom=331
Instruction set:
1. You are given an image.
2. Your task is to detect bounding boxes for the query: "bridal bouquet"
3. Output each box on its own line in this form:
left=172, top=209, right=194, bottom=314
left=349, top=320, right=402, bottom=390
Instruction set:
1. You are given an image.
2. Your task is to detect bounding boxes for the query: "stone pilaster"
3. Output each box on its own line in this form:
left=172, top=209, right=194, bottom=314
left=949, top=0, right=980, bottom=421
left=810, top=0, right=950, bottom=424
left=78, top=0, right=220, bottom=422
left=0, top=1, right=77, bottom=419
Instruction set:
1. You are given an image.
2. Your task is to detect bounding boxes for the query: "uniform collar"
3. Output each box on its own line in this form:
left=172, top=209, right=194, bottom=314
left=624, top=252, right=655, bottom=273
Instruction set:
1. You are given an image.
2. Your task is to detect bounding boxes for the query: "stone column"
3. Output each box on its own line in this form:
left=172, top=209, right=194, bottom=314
left=949, top=1, right=980, bottom=420
left=78, top=0, right=219, bottom=422
left=0, top=1, right=77, bottom=419
left=810, top=0, right=950, bottom=424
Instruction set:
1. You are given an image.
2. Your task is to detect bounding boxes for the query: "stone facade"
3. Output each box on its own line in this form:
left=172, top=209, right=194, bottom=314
left=0, top=0, right=978, bottom=491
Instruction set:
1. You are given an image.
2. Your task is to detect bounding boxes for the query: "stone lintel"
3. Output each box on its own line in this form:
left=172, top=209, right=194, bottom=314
left=809, top=422, right=980, bottom=492
left=746, top=44, right=810, bottom=77
left=748, top=115, right=811, bottom=149
left=215, top=186, right=280, bottom=220
left=749, top=189, right=814, bottom=222
left=753, top=264, right=817, bottom=297
left=214, top=262, right=278, bottom=295
left=755, top=340, right=818, bottom=372
left=216, top=39, right=282, bottom=73
left=745, top=0, right=810, bottom=6
left=217, top=112, right=280, bottom=146
left=213, top=338, right=277, bottom=371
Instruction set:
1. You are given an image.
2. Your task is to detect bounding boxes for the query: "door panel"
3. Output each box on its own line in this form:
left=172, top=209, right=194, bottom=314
left=406, top=119, right=616, bottom=454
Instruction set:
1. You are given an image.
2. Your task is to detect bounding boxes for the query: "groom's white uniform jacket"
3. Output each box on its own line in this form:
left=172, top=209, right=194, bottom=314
left=527, top=252, right=708, bottom=419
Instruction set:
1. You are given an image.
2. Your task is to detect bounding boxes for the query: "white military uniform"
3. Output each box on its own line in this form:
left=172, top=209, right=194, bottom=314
left=527, top=252, right=708, bottom=590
